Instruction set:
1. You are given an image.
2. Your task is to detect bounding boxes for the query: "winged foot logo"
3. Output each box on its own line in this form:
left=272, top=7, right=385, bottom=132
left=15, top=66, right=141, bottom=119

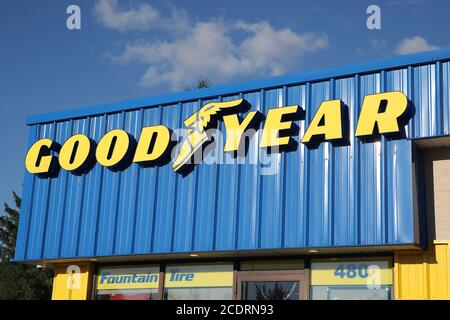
left=172, top=99, right=249, bottom=173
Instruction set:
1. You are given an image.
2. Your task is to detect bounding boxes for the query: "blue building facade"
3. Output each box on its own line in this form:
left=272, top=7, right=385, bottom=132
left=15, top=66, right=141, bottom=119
left=14, top=49, right=450, bottom=300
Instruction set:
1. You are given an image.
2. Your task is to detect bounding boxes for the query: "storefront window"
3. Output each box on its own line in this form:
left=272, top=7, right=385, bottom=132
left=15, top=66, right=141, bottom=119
left=310, top=258, right=392, bottom=300
left=311, top=285, right=391, bottom=300
left=96, top=289, right=157, bottom=300
left=164, top=263, right=233, bottom=300
left=95, top=266, right=159, bottom=300
left=242, top=281, right=300, bottom=300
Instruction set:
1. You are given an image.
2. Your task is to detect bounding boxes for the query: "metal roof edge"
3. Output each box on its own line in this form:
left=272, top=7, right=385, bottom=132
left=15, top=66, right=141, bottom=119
left=26, top=47, right=450, bottom=125
left=13, top=242, right=421, bottom=265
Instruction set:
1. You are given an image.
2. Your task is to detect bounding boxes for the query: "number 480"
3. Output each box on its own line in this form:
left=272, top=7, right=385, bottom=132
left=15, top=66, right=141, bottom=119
left=334, top=264, right=369, bottom=279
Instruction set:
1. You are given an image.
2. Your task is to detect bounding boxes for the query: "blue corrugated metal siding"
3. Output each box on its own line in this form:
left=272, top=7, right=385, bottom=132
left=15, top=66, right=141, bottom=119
left=15, top=50, right=450, bottom=261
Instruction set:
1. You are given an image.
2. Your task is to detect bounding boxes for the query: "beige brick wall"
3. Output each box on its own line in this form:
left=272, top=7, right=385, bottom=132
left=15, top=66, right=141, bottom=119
left=424, top=147, right=450, bottom=240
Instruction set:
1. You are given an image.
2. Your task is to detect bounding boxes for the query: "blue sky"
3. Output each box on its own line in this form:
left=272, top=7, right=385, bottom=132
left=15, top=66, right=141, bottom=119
left=0, top=0, right=449, bottom=207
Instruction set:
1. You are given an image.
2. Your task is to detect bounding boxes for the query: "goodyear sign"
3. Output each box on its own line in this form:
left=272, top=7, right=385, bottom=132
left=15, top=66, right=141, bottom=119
left=25, top=91, right=412, bottom=177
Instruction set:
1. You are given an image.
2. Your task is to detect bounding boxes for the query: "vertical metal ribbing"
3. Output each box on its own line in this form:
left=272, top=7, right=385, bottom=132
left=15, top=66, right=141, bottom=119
left=304, top=82, right=311, bottom=247
left=169, top=102, right=183, bottom=252
left=329, top=79, right=335, bottom=246
left=112, top=111, right=126, bottom=254
left=375, top=71, right=385, bottom=244
left=234, top=93, right=244, bottom=248
left=22, top=125, right=39, bottom=259
left=150, top=106, right=164, bottom=253
left=93, top=114, right=108, bottom=256
left=404, top=65, right=415, bottom=244
left=407, top=66, right=415, bottom=138
left=354, top=75, right=361, bottom=245
left=256, top=89, right=265, bottom=248
left=212, top=96, right=223, bottom=250
left=442, top=62, right=450, bottom=135
left=190, top=100, right=201, bottom=252
left=381, top=70, right=389, bottom=244
left=75, top=117, right=91, bottom=257
left=435, top=61, right=443, bottom=136
left=57, top=119, right=74, bottom=257
left=130, top=108, right=144, bottom=254
left=233, top=94, right=242, bottom=250
left=280, top=86, right=288, bottom=248
left=40, top=121, right=58, bottom=259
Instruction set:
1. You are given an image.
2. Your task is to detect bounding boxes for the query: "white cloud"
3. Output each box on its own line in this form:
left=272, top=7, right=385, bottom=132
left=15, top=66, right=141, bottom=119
left=394, top=36, right=440, bottom=55
left=94, top=0, right=160, bottom=32
left=108, top=20, right=328, bottom=89
left=95, top=1, right=328, bottom=89
left=237, top=22, right=328, bottom=76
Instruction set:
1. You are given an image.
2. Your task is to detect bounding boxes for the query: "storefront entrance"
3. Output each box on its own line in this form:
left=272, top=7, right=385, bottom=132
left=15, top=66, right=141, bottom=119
left=236, top=270, right=309, bottom=300
left=92, top=257, right=393, bottom=300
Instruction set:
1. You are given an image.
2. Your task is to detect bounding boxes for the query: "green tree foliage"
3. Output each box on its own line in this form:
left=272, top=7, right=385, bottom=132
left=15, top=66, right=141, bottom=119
left=0, top=192, right=53, bottom=300
left=196, top=80, right=210, bottom=89
left=0, top=192, right=20, bottom=260
left=0, top=262, right=53, bottom=299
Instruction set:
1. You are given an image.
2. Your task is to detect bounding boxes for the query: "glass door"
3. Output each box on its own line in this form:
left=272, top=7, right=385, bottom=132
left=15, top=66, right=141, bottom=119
left=236, top=270, right=309, bottom=300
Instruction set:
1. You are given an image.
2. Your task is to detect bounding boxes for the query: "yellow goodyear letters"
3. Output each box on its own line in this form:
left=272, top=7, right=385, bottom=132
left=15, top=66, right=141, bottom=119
left=259, top=105, right=302, bottom=150
left=355, top=91, right=410, bottom=138
left=58, top=134, right=95, bottom=173
left=133, top=125, right=172, bottom=166
left=95, top=129, right=135, bottom=170
left=25, top=92, right=413, bottom=177
left=223, top=110, right=263, bottom=155
left=25, top=138, right=60, bottom=177
left=301, top=100, right=348, bottom=148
